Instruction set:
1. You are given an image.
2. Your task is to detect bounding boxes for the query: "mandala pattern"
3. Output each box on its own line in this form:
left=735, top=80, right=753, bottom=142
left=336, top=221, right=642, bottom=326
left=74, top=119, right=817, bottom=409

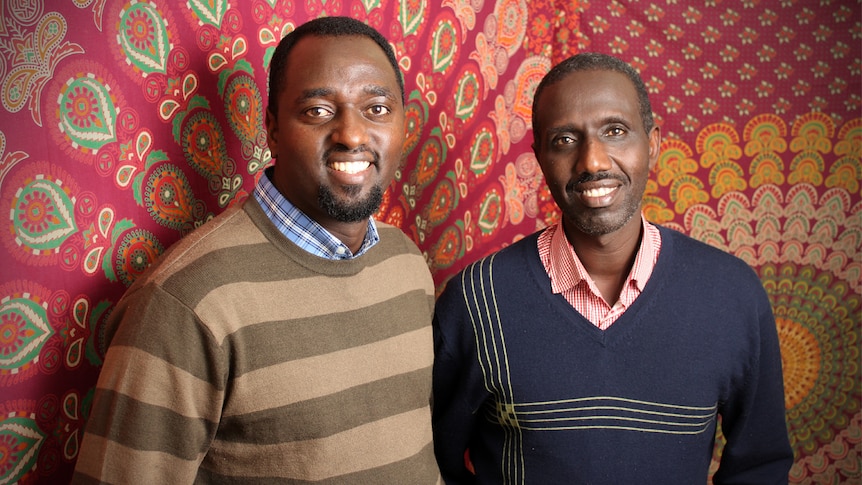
left=0, top=2, right=859, bottom=484
left=765, top=264, right=861, bottom=452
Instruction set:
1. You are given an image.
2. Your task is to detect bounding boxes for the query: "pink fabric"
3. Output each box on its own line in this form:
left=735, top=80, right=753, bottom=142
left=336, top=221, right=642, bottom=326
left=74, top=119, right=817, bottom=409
left=0, top=1, right=858, bottom=483
left=539, top=218, right=660, bottom=329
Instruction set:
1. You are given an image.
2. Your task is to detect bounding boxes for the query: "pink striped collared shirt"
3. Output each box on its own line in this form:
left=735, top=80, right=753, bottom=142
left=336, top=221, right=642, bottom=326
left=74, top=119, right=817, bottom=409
left=538, top=217, right=661, bottom=330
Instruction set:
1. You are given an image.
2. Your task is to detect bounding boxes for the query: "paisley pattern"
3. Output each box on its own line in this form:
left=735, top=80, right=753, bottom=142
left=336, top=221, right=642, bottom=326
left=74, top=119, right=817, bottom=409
left=0, top=282, right=54, bottom=387
left=117, top=1, right=170, bottom=76
left=0, top=1, right=859, bottom=483
left=2, top=162, right=80, bottom=266
left=0, top=12, right=83, bottom=127
left=57, top=74, right=117, bottom=154
left=0, top=404, right=46, bottom=485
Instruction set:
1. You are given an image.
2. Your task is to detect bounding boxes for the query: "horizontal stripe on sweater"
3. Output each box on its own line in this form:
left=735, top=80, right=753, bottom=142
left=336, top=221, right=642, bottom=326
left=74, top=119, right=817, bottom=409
left=203, top=407, right=433, bottom=480
left=73, top=433, right=202, bottom=484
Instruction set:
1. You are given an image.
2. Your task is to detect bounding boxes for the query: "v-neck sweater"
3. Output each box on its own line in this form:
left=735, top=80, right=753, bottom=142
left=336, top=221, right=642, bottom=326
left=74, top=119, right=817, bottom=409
left=432, top=225, right=792, bottom=484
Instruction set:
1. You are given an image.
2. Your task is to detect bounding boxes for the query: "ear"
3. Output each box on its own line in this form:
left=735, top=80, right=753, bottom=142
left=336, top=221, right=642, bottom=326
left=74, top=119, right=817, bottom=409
left=647, top=125, right=661, bottom=172
left=265, top=107, right=278, bottom=156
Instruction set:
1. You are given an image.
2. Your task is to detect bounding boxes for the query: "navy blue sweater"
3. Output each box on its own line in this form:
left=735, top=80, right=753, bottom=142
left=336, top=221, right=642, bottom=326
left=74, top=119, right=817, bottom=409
left=432, top=225, right=792, bottom=484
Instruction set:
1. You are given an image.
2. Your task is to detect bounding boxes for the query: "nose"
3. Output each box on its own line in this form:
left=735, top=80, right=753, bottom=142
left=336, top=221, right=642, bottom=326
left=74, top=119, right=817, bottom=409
left=331, top=109, right=370, bottom=149
left=576, top=136, right=612, bottom=174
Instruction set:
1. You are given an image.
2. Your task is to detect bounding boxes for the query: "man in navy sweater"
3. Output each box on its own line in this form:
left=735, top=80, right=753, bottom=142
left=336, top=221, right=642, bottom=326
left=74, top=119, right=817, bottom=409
left=431, top=53, right=793, bottom=484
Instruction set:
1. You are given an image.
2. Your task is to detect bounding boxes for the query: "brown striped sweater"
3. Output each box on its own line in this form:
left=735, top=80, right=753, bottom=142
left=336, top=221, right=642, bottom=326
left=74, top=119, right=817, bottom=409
left=73, top=198, right=441, bottom=484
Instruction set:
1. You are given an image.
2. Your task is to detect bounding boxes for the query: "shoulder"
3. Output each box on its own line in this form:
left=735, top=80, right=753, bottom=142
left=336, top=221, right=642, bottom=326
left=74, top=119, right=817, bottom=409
left=371, top=221, right=435, bottom=292
left=475, top=231, right=542, bottom=266
left=123, top=200, right=268, bottom=301
left=440, top=230, right=543, bottom=296
left=656, top=225, right=766, bottom=296
left=465, top=230, right=540, bottom=272
left=658, top=226, right=745, bottom=268
left=375, top=221, right=424, bottom=257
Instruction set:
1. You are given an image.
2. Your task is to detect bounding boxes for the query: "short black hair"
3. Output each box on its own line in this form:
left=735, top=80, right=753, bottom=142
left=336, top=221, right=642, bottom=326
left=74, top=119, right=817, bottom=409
left=267, top=16, right=404, bottom=117
left=532, top=53, right=654, bottom=135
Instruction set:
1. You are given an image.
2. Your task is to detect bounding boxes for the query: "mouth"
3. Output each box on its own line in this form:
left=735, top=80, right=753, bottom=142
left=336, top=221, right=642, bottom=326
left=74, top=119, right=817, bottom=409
left=569, top=174, right=623, bottom=207
left=580, top=186, right=616, bottom=198
left=329, top=161, right=372, bottom=174
left=325, top=146, right=379, bottom=177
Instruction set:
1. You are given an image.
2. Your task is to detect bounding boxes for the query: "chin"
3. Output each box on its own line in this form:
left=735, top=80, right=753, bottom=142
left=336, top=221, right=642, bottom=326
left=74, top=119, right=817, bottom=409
left=320, top=185, right=383, bottom=222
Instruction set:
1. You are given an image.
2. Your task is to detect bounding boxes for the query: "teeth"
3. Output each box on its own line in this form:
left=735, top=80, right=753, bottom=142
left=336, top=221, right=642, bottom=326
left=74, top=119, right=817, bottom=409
left=331, top=161, right=371, bottom=174
left=582, top=187, right=615, bottom=198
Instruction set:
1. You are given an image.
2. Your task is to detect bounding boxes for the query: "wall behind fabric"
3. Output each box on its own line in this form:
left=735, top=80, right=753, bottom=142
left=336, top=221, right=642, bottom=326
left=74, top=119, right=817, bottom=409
left=0, top=1, right=858, bottom=483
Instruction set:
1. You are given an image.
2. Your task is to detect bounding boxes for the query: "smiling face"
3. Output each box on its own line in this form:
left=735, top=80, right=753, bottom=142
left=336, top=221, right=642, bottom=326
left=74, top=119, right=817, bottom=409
left=532, top=69, right=660, bottom=242
left=265, top=35, right=405, bottom=229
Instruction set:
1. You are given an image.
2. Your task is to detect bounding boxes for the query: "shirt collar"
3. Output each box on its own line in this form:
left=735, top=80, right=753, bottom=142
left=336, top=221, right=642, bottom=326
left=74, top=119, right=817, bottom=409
left=252, top=168, right=379, bottom=260
left=545, top=216, right=659, bottom=295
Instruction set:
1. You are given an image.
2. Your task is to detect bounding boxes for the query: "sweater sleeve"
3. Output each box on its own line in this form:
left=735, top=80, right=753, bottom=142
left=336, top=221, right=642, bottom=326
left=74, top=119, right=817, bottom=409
left=432, top=274, right=485, bottom=484
left=713, top=281, right=794, bottom=484
left=72, top=284, right=226, bottom=484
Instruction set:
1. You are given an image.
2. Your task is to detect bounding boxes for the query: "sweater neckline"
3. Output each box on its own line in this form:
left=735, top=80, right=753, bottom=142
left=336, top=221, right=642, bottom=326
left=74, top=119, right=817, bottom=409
left=243, top=196, right=373, bottom=277
left=522, top=226, right=675, bottom=344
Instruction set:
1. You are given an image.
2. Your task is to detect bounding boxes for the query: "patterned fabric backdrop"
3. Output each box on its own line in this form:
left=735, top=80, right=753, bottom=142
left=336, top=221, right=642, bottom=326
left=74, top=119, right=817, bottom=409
left=0, top=1, right=859, bottom=483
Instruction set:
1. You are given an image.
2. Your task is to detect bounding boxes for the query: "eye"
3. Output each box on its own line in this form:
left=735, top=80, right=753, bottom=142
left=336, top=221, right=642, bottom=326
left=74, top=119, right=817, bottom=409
left=607, top=126, right=627, bottom=137
left=366, top=104, right=392, bottom=117
left=305, top=106, right=333, bottom=118
left=551, top=134, right=576, bottom=147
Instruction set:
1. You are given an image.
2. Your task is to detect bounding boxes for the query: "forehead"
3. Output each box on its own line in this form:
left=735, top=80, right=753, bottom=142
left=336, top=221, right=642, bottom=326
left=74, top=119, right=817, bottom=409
left=281, top=35, right=399, bottom=93
left=534, top=69, right=641, bottom=128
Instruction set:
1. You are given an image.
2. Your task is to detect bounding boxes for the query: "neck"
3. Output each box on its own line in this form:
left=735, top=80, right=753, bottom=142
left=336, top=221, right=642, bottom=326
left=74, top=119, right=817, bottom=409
left=565, top=216, right=643, bottom=304
left=329, top=219, right=370, bottom=254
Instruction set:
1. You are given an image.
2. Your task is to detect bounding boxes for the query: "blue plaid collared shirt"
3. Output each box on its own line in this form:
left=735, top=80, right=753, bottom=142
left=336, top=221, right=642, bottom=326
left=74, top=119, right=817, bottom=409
left=252, top=168, right=379, bottom=260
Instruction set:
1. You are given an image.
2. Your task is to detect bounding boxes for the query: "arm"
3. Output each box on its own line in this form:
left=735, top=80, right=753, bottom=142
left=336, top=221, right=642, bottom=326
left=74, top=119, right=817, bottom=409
left=73, top=285, right=225, bottom=484
left=713, top=286, right=794, bottom=485
left=431, top=279, right=485, bottom=484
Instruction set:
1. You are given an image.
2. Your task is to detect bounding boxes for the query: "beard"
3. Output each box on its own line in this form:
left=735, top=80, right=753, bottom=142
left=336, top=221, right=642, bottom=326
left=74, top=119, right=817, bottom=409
left=564, top=172, right=647, bottom=237
left=318, top=183, right=384, bottom=223
left=569, top=201, right=640, bottom=236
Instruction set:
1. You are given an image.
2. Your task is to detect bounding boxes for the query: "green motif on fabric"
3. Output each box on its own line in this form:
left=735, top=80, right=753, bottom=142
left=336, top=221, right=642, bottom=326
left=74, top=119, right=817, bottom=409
left=118, top=2, right=170, bottom=75
left=431, top=19, right=457, bottom=73
left=0, top=297, right=54, bottom=372
left=399, top=0, right=426, bottom=36
left=470, top=127, right=496, bottom=176
left=12, top=179, right=77, bottom=254
left=360, top=0, right=381, bottom=12
left=58, top=76, right=117, bottom=153
left=454, top=70, right=479, bottom=121
left=188, top=0, right=228, bottom=27
left=0, top=416, right=46, bottom=484
left=477, top=189, right=502, bottom=235
left=403, top=91, right=429, bottom=156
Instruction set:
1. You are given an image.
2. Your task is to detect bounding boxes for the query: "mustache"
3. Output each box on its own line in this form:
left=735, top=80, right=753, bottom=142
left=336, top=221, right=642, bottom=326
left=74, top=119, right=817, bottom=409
left=324, top=145, right=379, bottom=164
left=566, top=172, right=625, bottom=191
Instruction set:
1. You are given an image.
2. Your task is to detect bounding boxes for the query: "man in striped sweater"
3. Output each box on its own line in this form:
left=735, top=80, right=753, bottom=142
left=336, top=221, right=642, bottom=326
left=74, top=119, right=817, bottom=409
left=74, top=17, right=441, bottom=484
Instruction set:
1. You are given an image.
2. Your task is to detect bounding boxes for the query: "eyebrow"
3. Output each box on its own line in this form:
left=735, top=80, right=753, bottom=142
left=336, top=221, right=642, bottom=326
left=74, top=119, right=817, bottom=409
left=365, top=85, right=399, bottom=102
left=298, top=87, right=334, bottom=101
left=297, top=85, right=398, bottom=103
left=545, top=124, right=576, bottom=136
left=544, top=115, right=633, bottom=134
